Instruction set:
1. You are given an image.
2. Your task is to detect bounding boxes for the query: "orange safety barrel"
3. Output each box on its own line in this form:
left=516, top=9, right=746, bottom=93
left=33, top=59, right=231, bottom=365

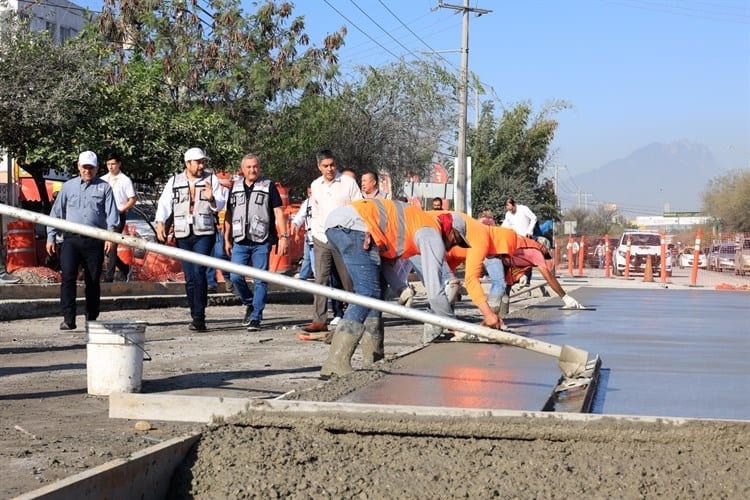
left=6, top=220, right=36, bottom=272
left=276, top=182, right=290, bottom=207
left=269, top=204, right=301, bottom=273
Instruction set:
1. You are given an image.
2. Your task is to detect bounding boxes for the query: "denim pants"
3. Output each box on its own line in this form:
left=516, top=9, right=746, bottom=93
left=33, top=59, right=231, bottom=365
left=176, top=232, right=214, bottom=321
left=206, top=230, right=228, bottom=288
left=484, top=257, right=506, bottom=295
left=326, top=227, right=381, bottom=323
left=299, top=243, right=314, bottom=279
left=229, top=240, right=271, bottom=321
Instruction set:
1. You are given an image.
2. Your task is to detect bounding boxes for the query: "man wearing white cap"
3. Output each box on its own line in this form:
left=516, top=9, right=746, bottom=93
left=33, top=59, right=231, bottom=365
left=46, top=151, right=119, bottom=330
left=154, top=147, right=227, bottom=332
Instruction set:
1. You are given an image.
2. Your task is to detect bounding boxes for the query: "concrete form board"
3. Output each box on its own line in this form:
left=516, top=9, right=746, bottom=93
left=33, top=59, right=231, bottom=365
left=343, top=288, right=748, bottom=421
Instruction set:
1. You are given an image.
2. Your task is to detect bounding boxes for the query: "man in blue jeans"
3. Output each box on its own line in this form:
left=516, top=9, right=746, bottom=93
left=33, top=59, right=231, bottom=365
left=223, top=154, right=288, bottom=331
left=155, top=147, right=226, bottom=332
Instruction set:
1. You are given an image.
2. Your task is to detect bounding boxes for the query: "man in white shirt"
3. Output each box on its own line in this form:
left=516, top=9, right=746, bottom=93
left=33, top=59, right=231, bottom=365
left=299, top=150, right=362, bottom=336
left=100, top=152, right=137, bottom=282
left=501, top=197, right=538, bottom=286
left=501, top=197, right=538, bottom=238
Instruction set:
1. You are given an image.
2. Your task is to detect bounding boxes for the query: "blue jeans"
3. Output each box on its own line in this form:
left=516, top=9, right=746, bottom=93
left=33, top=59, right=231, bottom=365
left=484, top=257, right=505, bottom=295
left=299, top=243, right=314, bottom=279
left=206, top=230, right=227, bottom=288
left=326, top=227, right=381, bottom=323
left=176, top=232, right=214, bottom=321
left=229, top=240, right=271, bottom=321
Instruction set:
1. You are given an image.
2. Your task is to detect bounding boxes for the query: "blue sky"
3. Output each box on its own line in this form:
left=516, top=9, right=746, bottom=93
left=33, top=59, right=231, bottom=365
left=75, top=0, right=749, bottom=181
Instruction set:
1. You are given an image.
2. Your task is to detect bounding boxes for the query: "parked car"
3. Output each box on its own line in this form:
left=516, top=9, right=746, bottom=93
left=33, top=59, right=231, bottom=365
left=679, top=247, right=707, bottom=269
left=734, top=237, right=750, bottom=276
left=707, top=243, right=736, bottom=272
left=613, top=231, right=666, bottom=276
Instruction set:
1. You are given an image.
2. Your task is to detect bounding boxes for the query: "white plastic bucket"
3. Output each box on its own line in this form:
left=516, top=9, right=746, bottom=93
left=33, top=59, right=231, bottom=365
left=86, top=320, right=148, bottom=396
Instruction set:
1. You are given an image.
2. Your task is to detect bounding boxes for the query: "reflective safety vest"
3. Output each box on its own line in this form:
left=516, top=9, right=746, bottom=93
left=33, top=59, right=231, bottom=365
left=229, top=177, right=274, bottom=243
left=352, top=198, right=440, bottom=259
left=171, top=172, right=217, bottom=238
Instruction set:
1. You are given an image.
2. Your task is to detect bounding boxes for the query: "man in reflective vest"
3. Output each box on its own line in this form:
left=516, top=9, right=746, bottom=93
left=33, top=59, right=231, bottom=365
left=320, top=198, right=470, bottom=378
left=155, top=147, right=226, bottom=332
left=223, top=154, right=288, bottom=332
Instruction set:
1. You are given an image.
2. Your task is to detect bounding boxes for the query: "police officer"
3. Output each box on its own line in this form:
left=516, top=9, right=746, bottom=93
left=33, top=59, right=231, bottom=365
left=155, top=148, right=226, bottom=332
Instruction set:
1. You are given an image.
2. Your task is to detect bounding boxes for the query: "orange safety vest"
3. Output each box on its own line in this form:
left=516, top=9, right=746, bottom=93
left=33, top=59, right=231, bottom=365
left=352, top=199, right=440, bottom=259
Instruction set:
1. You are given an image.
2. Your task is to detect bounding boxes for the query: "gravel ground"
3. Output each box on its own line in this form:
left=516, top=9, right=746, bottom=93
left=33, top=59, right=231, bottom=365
left=2, top=266, right=749, bottom=498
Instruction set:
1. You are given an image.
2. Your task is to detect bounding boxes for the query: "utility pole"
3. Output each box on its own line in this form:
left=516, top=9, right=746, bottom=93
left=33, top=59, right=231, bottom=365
left=438, top=1, right=491, bottom=213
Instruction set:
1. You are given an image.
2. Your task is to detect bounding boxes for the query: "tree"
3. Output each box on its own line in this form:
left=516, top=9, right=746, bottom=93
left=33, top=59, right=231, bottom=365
left=702, top=169, right=750, bottom=232
left=0, top=13, right=103, bottom=162
left=469, top=101, right=569, bottom=222
left=252, top=58, right=459, bottom=197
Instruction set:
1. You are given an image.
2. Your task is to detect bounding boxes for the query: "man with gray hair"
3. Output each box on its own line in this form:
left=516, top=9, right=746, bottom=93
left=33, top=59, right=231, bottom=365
left=46, top=151, right=119, bottom=330
left=223, top=154, right=288, bottom=332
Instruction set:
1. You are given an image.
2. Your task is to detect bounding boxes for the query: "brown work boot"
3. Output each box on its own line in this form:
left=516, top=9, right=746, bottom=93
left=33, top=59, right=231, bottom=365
left=301, top=321, right=328, bottom=333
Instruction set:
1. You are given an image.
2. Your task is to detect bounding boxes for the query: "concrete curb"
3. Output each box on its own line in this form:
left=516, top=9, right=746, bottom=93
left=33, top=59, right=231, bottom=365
left=0, top=282, right=313, bottom=321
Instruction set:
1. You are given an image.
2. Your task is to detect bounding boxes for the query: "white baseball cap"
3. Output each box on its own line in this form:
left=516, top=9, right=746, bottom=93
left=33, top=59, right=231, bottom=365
left=184, top=147, right=210, bottom=162
left=78, top=151, right=98, bottom=167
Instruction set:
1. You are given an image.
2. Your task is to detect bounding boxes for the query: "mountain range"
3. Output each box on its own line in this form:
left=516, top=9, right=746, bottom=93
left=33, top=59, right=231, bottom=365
left=570, top=140, right=724, bottom=217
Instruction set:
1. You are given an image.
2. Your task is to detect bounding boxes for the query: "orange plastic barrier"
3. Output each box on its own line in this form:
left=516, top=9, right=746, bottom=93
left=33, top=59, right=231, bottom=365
left=690, top=229, right=701, bottom=286
left=624, top=234, right=632, bottom=280
left=660, top=231, right=667, bottom=282
left=269, top=204, right=303, bottom=273
left=139, top=240, right=183, bottom=281
left=6, top=221, right=36, bottom=272
left=643, top=255, right=654, bottom=282
left=604, top=233, right=611, bottom=278
left=577, top=236, right=585, bottom=276
left=567, top=235, right=573, bottom=277
left=116, top=224, right=135, bottom=266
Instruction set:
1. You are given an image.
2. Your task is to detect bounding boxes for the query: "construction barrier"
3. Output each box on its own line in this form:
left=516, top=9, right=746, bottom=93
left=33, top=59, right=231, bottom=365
left=269, top=204, right=303, bottom=273
left=567, top=235, right=574, bottom=277
left=604, top=234, right=611, bottom=278
left=660, top=232, right=667, bottom=282
left=689, top=229, right=701, bottom=286
left=6, top=220, right=36, bottom=272
left=116, top=224, right=135, bottom=266
left=624, top=234, right=632, bottom=280
left=577, top=236, right=585, bottom=277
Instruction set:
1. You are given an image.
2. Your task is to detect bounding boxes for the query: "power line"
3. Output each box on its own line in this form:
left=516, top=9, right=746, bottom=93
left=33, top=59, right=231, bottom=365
left=321, top=0, right=401, bottom=59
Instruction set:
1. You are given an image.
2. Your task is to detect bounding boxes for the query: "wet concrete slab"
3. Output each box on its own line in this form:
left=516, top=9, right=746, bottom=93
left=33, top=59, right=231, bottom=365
left=342, top=288, right=749, bottom=420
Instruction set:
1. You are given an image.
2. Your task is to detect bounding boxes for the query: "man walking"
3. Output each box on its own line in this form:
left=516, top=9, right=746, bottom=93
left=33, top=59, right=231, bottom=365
left=155, top=147, right=226, bottom=332
left=46, top=151, right=119, bottom=330
left=100, top=152, right=137, bottom=282
left=299, top=149, right=362, bottom=336
left=223, top=154, right=288, bottom=331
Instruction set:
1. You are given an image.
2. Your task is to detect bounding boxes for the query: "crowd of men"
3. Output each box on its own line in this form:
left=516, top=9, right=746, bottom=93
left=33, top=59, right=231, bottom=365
left=41, top=147, right=585, bottom=378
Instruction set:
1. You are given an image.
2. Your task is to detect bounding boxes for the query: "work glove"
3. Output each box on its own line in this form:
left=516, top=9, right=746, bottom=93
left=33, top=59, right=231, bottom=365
left=445, top=278, right=462, bottom=305
left=561, top=293, right=584, bottom=309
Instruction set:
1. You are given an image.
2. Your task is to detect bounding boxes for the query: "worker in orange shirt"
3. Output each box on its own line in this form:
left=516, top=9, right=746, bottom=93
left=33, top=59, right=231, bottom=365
left=321, top=198, right=470, bottom=378
left=440, top=213, right=519, bottom=330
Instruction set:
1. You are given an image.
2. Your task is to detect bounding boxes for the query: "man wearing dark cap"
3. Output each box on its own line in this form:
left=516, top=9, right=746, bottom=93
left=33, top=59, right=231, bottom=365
left=319, top=198, right=470, bottom=378
left=46, top=151, right=119, bottom=330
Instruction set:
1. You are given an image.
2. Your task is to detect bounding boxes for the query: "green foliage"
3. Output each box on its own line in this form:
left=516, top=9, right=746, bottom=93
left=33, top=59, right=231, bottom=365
left=469, top=100, right=568, bottom=220
left=702, top=169, right=750, bottom=232
left=0, top=13, right=104, bottom=162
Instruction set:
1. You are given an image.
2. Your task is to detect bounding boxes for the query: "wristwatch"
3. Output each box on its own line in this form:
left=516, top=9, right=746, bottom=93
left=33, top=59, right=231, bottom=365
left=280, top=233, right=289, bottom=238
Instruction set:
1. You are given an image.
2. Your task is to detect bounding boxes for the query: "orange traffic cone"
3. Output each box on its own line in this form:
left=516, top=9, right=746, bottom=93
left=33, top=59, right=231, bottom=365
left=643, top=255, right=654, bottom=282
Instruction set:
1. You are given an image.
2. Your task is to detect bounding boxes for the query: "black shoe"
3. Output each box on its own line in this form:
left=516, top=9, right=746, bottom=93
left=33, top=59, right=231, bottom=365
left=246, top=319, right=261, bottom=332
left=189, top=320, right=207, bottom=332
left=241, top=305, right=253, bottom=327
left=59, top=321, right=76, bottom=331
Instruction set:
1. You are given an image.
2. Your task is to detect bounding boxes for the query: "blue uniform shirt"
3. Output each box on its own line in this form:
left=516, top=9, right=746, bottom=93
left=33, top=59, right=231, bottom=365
left=47, top=177, right=119, bottom=242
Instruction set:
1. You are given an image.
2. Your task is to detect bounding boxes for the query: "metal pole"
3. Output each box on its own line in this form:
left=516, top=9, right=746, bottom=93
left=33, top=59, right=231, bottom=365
left=437, top=1, right=492, bottom=215
left=0, top=203, right=590, bottom=377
